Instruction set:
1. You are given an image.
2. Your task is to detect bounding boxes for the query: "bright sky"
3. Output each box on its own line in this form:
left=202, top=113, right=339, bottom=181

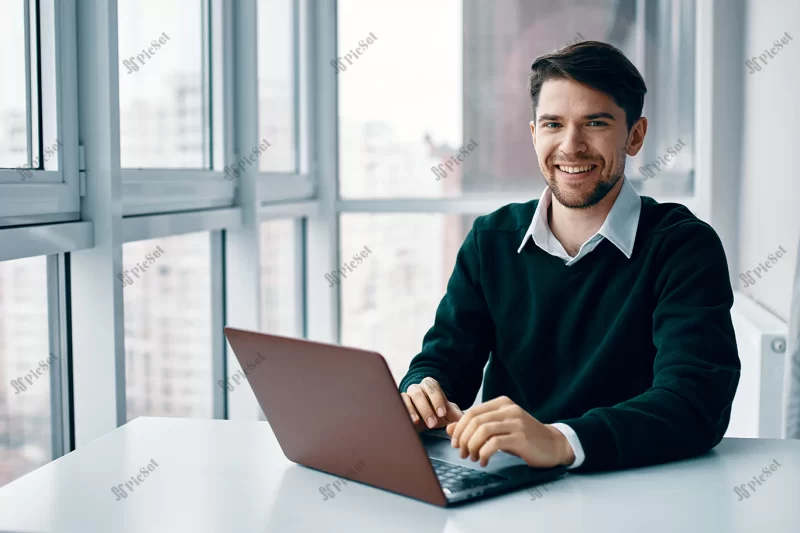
left=338, top=0, right=463, bottom=146
left=0, top=1, right=27, bottom=115
left=1, top=0, right=461, bottom=144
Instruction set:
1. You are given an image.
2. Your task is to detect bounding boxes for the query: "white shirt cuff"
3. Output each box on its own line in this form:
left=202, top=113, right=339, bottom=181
left=549, top=423, right=585, bottom=469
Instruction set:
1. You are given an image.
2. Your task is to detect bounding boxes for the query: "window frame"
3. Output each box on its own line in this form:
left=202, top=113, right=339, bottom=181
left=0, top=0, right=81, bottom=227
left=0, top=0, right=743, bottom=488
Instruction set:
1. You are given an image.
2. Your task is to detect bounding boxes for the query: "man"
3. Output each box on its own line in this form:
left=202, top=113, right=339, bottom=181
left=399, top=41, right=741, bottom=472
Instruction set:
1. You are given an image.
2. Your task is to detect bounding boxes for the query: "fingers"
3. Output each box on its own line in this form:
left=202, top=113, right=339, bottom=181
left=451, top=399, right=517, bottom=450
left=400, top=393, right=420, bottom=424
left=444, top=401, right=463, bottom=423
left=446, top=400, right=560, bottom=468
left=407, top=378, right=447, bottom=429
left=406, top=384, right=437, bottom=428
left=464, top=420, right=518, bottom=462
left=401, top=392, right=428, bottom=432
left=420, top=377, right=449, bottom=420
left=477, top=434, right=517, bottom=467
left=449, top=396, right=509, bottom=447
left=456, top=412, right=510, bottom=459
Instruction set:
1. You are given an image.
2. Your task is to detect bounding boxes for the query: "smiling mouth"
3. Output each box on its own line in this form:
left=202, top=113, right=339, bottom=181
left=555, top=164, right=598, bottom=175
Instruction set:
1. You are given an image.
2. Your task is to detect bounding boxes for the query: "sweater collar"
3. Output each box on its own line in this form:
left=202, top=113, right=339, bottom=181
left=516, top=176, right=641, bottom=259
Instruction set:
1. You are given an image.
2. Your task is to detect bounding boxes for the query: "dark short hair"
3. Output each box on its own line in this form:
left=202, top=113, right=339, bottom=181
left=529, top=41, right=647, bottom=132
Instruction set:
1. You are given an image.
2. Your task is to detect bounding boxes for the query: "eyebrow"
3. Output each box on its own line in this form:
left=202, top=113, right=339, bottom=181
left=537, top=112, right=617, bottom=123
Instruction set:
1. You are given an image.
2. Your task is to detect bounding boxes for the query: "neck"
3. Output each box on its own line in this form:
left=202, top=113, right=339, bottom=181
left=548, top=178, right=624, bottom=256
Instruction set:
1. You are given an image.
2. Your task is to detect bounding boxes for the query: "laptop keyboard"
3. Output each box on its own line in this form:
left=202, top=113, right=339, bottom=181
left=430, top=458, right=506, bottom=495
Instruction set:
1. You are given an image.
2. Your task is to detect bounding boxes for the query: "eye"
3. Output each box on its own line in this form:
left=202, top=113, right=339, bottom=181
left=588, top=120, right=608, bottom=127
left=543, top=122, right=561, bottom=129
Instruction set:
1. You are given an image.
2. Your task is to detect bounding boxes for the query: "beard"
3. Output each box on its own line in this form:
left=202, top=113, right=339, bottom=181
left=540, top=151, right=626, bottom=210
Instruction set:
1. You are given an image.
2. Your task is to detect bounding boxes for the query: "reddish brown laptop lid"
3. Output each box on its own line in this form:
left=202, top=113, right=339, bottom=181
left=224, top=327, right=448, bottom=507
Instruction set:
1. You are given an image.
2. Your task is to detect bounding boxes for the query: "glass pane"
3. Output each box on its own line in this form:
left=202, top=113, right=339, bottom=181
left=259, top=220, right=302, bottom=336
left=338, top=0, right=693, bottom=199
left=628, top=0, right=695, bottom=197
left=257, top=0, right=296, bottom=172
left=0, top=1, right=29, bottom=169
left=0, top=257, right=53, bottom=488
left=339, top=214, right=472, bottom=382
left=118, top=0, right=206, bottom=168
left=123, top=233, right=213, bottom=420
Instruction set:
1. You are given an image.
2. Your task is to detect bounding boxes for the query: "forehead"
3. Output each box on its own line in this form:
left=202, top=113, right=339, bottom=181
left=537, top=78, right=622, bottom=116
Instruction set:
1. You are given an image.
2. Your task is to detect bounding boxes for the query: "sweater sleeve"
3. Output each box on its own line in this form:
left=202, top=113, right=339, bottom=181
left=555, top=221, right=741, bottom=472
left=398, top=220, right=495, bottom=409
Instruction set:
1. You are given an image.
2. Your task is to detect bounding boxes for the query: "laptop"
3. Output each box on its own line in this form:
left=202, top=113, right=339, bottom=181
left=223, top=327, right=567, bottom=507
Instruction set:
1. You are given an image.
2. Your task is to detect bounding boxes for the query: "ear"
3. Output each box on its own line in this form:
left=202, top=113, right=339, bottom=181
left=626, top=116, right=648, bottom=156
left=530, top=121, right=536, bottom=149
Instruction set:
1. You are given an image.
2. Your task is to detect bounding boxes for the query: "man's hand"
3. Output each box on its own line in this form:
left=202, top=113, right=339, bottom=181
left=445, top=396, right=575, bottom=468
left=401, top=377, right=464, bottom=432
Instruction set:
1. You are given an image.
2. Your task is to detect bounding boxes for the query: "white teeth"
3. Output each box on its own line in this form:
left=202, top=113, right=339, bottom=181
left=557, top=165, right=594, bottom=174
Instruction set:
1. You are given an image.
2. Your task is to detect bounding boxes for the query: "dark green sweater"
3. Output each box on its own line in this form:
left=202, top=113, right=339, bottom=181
left=399, top=197, right=741, bottom=472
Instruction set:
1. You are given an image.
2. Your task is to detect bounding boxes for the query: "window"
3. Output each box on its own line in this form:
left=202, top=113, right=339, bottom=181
left=123, top=233, right=213, bottom=420
left=117, top=0, right=207, bottom=168
left=337, top=0, right=694, bottom=199
left=0, top=0, right=59, bottom=175
left=257, top=0, right=297, bottom=173
left=0, top=1, right=30, bottom=170
left=0, top=257, right=52, bottom=488
left=259, top=220, right=303, bottom=336
left=339, top=214, right=472, bottom=382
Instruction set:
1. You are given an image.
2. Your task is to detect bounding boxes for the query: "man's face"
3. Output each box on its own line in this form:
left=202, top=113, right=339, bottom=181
left=530, top=78, right=646, bottom=209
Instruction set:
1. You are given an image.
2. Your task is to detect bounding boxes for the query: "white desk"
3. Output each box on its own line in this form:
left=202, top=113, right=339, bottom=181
left=0, top=417, right=798, bottom=533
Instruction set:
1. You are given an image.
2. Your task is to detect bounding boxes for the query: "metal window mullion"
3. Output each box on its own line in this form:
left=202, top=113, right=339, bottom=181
left=38, top=0, right=58, bottom=172
left=336, top=196, right=545, bottom=214
left=71, top=0, right=128, bottom=444
left=641, top=0, right=658, bottom=164
left=31, top=0, right=42, bottom=166
left=292, top=0, right=301, bottom=174
left=678, top=0, right=696, bottom=180
left=46, top=253, right=73, bottom=459
left=202, top=0, right=212, bottom=169
left=23, top=0, right=34, bottom=168
left=304, top=0, right=339, bottom=345
left=53, top=0, right=81, bottom=205
left=225, top=0, right=265, bottom=421
left=297, top=0, right=310, bottom=176
left=210, top=231, right=226, bottom=419
left=211, top=0, right=226, bottom=171
left=295, top=218, right=306, bottom=339
left=696, top=0, right=743, bottom=283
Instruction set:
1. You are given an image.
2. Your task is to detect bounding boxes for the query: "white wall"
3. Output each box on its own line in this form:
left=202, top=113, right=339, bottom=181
left=739, top=0, right=800, bottom=321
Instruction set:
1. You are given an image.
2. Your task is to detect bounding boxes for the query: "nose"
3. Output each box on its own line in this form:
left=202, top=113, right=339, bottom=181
left=558, top=124, right=588, bottom=157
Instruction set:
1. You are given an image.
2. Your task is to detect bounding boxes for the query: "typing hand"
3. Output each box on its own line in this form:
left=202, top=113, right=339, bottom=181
left=401, top=377, right=464, bottom=433
left=446, top=396, right=575, bottom=468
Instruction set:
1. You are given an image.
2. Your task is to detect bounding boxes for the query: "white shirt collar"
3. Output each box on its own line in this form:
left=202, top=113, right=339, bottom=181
left=516, top=176, right=641, bottom=261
